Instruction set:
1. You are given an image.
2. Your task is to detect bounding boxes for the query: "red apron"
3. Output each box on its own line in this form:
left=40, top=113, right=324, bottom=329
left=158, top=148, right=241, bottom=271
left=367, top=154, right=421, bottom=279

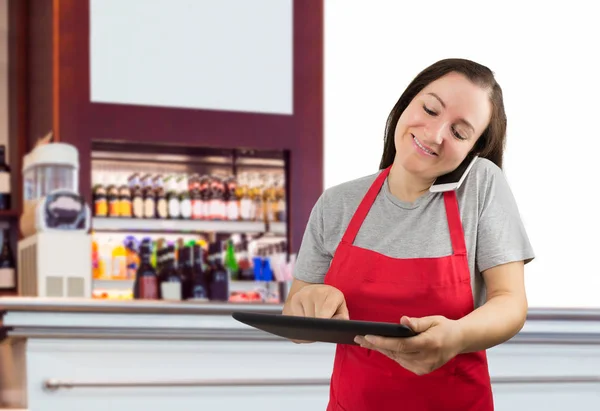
left=323, top=166, right=494, bottom=411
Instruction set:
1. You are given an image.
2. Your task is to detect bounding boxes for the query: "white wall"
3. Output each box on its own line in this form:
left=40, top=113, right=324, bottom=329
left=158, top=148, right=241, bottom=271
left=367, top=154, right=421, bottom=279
left=90, top=0, right=293, bottom=115
left=324, top=0, right=599, bottom=308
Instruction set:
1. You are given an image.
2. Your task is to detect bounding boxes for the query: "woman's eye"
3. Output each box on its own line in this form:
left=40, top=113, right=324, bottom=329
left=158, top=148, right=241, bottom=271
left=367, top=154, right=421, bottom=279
left=423, top=105, right=437, bottom=116
left=452, top=126, right=466, bottom=140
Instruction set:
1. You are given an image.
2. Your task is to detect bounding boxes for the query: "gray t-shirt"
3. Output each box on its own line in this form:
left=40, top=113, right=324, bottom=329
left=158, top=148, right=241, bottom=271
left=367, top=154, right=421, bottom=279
left=293, top=157, right=535, bottom=308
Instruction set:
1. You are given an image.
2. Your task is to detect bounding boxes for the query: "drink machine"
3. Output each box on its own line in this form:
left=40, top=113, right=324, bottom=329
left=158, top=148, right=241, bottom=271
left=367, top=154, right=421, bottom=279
left=17, top=141, right=92, bottom=298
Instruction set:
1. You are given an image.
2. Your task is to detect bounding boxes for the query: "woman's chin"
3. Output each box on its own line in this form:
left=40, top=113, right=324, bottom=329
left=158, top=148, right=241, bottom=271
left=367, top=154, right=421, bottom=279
left=398, top=157, right=436, bottom=177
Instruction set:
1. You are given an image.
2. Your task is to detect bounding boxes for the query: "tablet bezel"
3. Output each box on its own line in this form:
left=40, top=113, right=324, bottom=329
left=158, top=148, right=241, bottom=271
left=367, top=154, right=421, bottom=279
left=232, top=312, right=417, bottom=345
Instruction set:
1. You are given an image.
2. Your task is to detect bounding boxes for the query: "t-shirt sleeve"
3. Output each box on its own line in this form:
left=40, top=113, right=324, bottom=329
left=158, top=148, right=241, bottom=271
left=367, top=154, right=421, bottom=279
left=476, top=166, right=535, bottom=273
left=293, top=193, right=333, bottom=283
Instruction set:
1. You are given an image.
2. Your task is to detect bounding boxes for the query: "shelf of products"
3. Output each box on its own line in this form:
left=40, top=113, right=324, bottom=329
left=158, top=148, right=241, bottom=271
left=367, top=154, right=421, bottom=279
left=0, top=144, right=11, bottom=213
left=0, top=143, right=16, bottom=293
left=0, top=228, right=16, bottom=291
left=89, top=142, right=292, bottom=304
left=92, top=232, right=293, bottom=303
left=91, top=142, right=288, bottom=235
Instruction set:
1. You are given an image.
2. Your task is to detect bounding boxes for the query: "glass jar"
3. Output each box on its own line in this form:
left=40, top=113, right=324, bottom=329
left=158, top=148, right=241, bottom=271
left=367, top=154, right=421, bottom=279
left=22, top=143, right=79, bottom=204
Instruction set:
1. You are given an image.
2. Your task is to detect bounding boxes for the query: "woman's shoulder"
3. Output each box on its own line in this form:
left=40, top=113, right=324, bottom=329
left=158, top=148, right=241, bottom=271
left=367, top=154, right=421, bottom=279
left=320, top=171, right=381, bottom=206
left=469, top=156, right=503, bottom=179
left=460, top=157, right=505, bottom=194
left=458, top=156, right=517, bottom=216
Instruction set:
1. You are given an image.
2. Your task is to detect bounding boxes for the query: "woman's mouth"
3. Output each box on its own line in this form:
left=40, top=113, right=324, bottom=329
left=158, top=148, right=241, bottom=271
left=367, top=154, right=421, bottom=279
left=412, top=134, right=437, bottom=156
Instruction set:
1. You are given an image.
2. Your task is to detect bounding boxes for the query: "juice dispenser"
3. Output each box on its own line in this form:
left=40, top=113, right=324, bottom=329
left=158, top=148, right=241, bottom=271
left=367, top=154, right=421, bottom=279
left=18, top=141, right=92, bottom=298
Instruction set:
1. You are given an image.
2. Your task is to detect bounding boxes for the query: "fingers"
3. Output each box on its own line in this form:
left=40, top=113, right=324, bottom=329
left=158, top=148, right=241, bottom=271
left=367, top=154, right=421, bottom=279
left=356, top=334, right=423, bottom=353
left=354, top=336, right=418, bottom=367
left=291, top=338, right=314, bottom=344
left=315, top=292, right=338, bottom=318
left=289, top=285, right=348, bottom=320
left=333, top=299, right=350, bottom=320
left=314, top=290, right=348, bottom=320
left=401, top=315, right=438, bottom=333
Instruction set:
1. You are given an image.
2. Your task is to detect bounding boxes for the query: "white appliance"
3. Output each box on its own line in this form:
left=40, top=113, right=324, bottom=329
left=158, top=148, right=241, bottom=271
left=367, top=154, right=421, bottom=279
left=17, top=142, right=92, bottom=298
left=18, top=231, right=91, bottom=298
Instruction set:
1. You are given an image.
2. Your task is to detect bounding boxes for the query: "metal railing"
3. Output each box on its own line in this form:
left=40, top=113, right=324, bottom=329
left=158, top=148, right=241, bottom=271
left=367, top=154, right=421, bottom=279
left=43, top=375, right=600, bottom=391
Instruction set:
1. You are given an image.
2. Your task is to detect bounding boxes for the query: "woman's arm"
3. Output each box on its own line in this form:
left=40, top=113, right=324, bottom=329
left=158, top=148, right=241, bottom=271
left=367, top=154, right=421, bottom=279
left=456, top=260, right=528, bottom=353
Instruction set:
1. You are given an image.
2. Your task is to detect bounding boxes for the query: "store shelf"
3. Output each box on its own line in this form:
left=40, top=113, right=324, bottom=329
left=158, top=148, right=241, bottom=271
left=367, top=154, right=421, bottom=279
left=92, top=217, right=271, bottom=234
left=94, top=279, right=134, bottom=290
left=268, top=222, right=286, bottom=235
left=93, top=279, right=281, bottom=292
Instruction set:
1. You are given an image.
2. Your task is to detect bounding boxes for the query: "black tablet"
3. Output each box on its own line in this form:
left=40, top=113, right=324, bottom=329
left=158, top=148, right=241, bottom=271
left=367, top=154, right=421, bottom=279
left=232, top=312, right=417, bottom=345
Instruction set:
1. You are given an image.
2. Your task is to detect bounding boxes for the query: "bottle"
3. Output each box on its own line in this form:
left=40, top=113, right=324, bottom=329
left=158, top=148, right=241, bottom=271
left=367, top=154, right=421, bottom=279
left=0, top=145, right=10, bottom=211
left=165, top=175, right=181, bottom=219
left=224, top=239, right=239, bottom=280
left=111, top=243, right=127, bottom=280
left=92, top=171, right=107, bottom=217
left=262, top=246, right=273, bottom=282
left=142, top=174, right=156, bottom=219
left=275, top=175, right=287, bottom=222
left=238, top=173, right=252, bottom=221
left=209, top=242, right=229, bottom=302
left=134, top=240, right=159, bottom=299
left=191, top=174, right=204, bottom=220
left=118, top=173, right=132, bottom=218
left=208, top=176, right=225, bottom=220
left=263, top=175, right=276, bottom=223
left=154, top=175, right=168, bottom=219
left=123, top=236, right=140, bottom=280
left=0, top=229, right=15, bottom=289
left=224, top=177, right=240, bottom=221
left=237, top=235, right=253, bottom=280
left=129, top=173, right=145, bottom=219
left=155, top=241, right=167, bottom=274
left=158, top=245, right=182, bottom=301
left=189, top=244, right=209, bottom=300
left=106, top=174, right=120, bottom=218
left=178, top=245, right=193, bottom=300
left=92, top=239, right=100, bottom=279
left=178, top=175, right=192, bottom=220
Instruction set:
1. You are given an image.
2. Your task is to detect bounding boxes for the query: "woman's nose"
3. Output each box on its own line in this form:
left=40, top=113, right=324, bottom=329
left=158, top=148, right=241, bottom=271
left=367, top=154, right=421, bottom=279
left=424, top=120, right=447, bottom=144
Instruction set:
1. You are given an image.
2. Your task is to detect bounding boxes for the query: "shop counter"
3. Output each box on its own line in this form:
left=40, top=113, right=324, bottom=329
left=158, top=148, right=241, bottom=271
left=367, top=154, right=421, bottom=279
left=0, top=298, right=599, bottom=411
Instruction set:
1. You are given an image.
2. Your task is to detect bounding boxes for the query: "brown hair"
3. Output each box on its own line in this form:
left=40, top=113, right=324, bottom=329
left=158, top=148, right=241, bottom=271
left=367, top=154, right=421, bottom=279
left=379, top=58, right=507, bottom=169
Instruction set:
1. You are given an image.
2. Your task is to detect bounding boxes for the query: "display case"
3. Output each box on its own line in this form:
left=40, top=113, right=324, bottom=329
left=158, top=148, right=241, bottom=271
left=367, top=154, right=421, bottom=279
left=89, top=141, right=293, bottom=304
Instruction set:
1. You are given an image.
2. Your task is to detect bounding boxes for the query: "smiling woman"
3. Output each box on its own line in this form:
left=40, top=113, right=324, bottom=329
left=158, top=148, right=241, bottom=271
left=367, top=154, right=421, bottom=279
left=283, top=58, right=534, bottom=410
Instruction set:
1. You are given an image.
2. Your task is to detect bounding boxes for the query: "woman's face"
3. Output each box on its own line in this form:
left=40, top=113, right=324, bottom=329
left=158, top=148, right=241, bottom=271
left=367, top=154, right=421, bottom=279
left=394, top=72, right=492, bottom=181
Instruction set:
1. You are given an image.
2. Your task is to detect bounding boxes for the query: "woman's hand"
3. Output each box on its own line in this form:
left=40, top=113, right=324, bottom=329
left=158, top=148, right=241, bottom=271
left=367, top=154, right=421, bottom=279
left=354, top=315, right=464, bottom=376
left=283, top=283, right=349, bottom=344
left=285, top=284, right=349, bottom=320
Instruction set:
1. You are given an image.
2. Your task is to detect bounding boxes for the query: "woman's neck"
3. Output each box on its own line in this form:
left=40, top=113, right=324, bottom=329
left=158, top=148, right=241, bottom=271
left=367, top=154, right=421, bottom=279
left=387, top=164, right=434, bottom=203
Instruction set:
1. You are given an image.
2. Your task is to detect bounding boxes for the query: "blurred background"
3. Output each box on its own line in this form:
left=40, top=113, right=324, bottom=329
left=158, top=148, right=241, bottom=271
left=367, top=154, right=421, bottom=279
left=0, top=0, right=598, bottom=410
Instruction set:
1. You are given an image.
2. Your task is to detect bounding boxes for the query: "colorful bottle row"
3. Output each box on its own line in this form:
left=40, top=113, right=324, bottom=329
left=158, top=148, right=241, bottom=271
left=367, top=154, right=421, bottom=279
left=92, top=234, right=291, bottom=283
left=133, top=239, right=229, bottom=302
left=92, top=171, right=286, bottom=223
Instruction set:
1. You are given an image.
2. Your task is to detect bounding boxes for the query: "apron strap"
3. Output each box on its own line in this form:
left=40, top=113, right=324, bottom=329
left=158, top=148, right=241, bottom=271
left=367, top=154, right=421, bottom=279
left=341, top=167, right=391, bottom=245
left=443, top=190, right=467, bottom=256
left=341, top=167, right=467, bottom=257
